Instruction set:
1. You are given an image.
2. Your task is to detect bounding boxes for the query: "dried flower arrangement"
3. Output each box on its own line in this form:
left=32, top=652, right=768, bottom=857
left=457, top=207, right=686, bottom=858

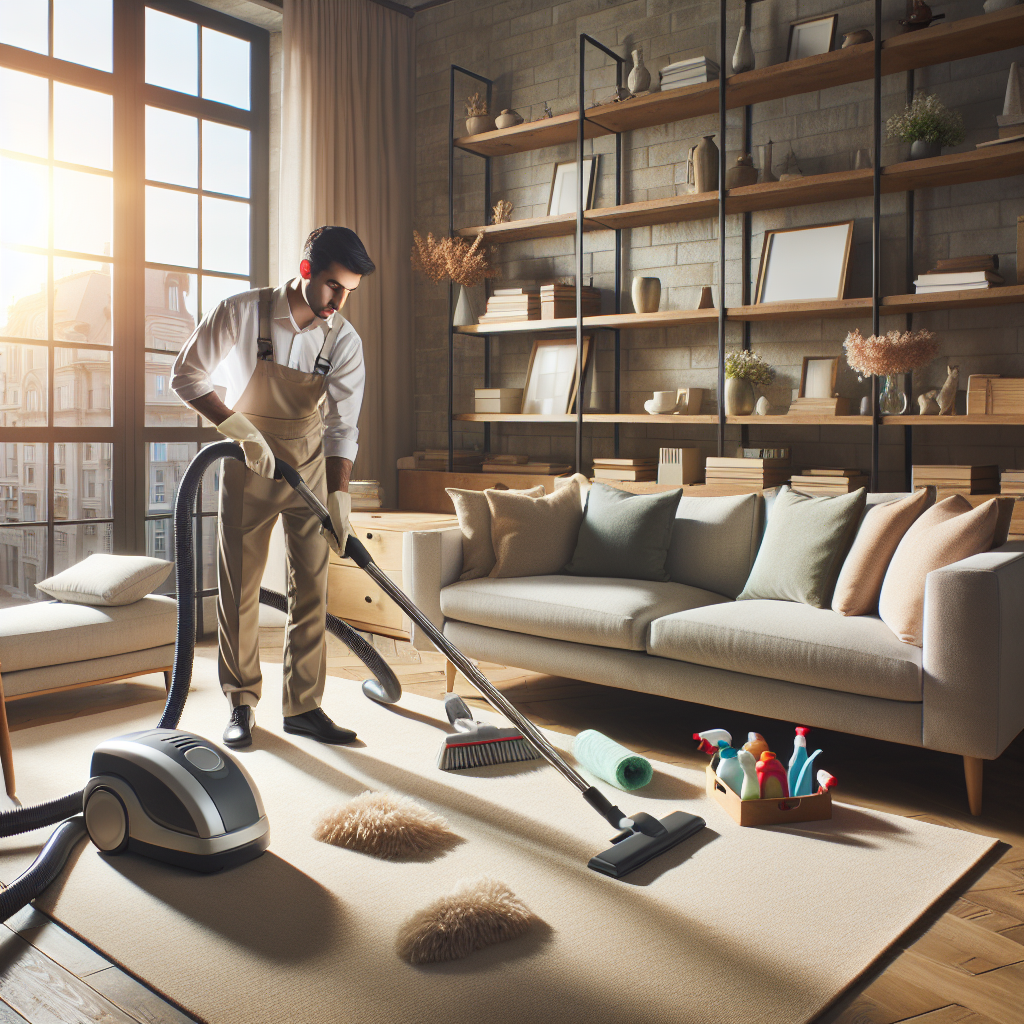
left=844, top=328, right=938, bottom=378
left=725, top=350, right=776, bottom=386
left=491, top=199, right=514, bottom=224
left=886, top=92, right=965, bottom=147
left=410, top=231, right=500, bottom=288
left=465, top=92, right=488, bottom=117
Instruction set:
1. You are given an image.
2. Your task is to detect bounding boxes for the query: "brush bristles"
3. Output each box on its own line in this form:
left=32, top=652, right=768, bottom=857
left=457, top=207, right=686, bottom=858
left=438, top=737, right=538, bottom=771
left=396, top=877, right=535, bottom=964
left=312, top=791, right=458, bottom=860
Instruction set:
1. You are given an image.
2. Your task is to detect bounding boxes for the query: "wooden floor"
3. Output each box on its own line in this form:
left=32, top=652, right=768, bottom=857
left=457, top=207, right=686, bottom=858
left=0, top=628, right=1021, bottom=1024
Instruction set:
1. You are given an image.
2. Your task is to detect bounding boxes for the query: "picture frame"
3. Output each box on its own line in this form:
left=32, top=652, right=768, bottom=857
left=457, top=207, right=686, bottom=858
left=754, top=221, right=854, bottom=304
left=800, top=356, right=839, bottom=399
left=547, top=158, right=598, bottom=217
left=521, top=334, right=592, bottom=415
left=787, top=15, right=837, bottom=62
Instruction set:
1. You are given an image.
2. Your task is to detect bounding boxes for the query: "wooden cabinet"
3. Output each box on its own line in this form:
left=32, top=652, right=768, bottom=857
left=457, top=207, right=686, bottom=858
left=327, top=510, right=459, bottom=638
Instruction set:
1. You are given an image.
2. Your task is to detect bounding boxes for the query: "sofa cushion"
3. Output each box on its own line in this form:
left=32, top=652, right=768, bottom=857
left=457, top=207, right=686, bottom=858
left=665, top=492, right=763, bottom=599
left=440, top=575, right=730, bottom=651
left=565, top=483, right=681, bottom=581
left=647, top=599, right=922, bottom=701
left=36, top=553, right=173, bottom=606
left=0, top=595, right=177, bottom=673
left=447, top=485, right=546, bottom=581
left=487, top=480, right=584, bottom=578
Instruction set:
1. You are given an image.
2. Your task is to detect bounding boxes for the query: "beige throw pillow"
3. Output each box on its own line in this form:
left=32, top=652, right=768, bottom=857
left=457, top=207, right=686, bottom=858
left=487, top=479, right=584, bottom=578
left=36, top=553, right=173, bottom=606
left=832, top=489, right=931, bottom=616
left=878, top=495, right=998, bottom=646
left=447, top=485, right=545, bottom=581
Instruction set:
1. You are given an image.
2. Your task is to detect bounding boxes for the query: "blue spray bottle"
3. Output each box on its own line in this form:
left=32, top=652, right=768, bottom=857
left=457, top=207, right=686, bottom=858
left=788, top=727, right=810, bottom=795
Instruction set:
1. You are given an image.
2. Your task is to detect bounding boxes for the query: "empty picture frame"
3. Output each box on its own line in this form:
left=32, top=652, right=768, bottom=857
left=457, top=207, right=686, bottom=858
left=787, top=15, right=837, bottom=61
left=521, top=334, right=592, bottom=415
left=547, top=158, right=598, bottom=216
left=800, top=356, right=839, bottom=399
left=755, top=221, right=854, bottom=304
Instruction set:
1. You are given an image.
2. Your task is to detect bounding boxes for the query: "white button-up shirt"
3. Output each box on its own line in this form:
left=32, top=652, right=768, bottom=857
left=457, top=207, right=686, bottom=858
left=170, top=284, right=364, bottom=462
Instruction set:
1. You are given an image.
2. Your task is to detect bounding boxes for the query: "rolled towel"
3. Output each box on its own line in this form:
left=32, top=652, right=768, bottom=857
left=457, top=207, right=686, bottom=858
left=572, top=729, right=653, bottom=791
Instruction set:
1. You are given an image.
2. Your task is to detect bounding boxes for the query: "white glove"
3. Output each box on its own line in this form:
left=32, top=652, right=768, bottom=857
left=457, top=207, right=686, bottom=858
left=323, top=490, right=353, bottom=558
left=217, top=411, right=275, bottom=479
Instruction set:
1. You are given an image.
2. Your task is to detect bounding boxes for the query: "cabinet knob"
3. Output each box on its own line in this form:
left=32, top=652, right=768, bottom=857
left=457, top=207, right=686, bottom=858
left=364, top=595, right=372, bottom=603
left=365, top=532, right=373, bottom=540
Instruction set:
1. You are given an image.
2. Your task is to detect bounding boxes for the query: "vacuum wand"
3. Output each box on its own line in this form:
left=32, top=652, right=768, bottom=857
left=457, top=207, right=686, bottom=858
left=275, top=460, right=636, bottom=834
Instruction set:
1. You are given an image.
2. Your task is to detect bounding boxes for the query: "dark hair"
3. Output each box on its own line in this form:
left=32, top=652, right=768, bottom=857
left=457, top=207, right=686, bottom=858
left=303, top=226, right=376, bottom=277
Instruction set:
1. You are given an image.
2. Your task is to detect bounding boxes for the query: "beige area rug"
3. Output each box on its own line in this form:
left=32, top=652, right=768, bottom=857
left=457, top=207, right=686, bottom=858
left=0, top=650, right=998, bottom=1024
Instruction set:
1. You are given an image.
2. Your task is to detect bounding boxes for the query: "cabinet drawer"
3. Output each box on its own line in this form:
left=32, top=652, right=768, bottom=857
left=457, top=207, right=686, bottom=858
left=330, top=526, right=403, bottom=571
left=327, top=564, right=405, bottom=633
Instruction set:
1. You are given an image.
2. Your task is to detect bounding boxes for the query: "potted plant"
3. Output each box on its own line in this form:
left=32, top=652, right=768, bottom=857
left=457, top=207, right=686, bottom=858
left=724, top=350, right=775, bottom=416
left=886, top=92, right=965, bottom=159
left=843, top=328, right=938, bottom=414
left=465, top=93, right=494, bottom=136
left=410, top=230, right=500, bottom=325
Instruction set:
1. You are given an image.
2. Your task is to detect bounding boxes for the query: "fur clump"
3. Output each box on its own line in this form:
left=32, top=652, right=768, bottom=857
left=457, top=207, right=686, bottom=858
left=396, top=877, right=534, bottom=964
left=312, top=791, right=457, bottom=860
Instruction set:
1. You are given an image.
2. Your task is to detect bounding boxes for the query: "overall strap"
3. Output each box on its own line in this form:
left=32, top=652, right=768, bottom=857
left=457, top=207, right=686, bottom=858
left=256, top=287, right=275, bottom=361
left=312, top=318, right=344, bottom=376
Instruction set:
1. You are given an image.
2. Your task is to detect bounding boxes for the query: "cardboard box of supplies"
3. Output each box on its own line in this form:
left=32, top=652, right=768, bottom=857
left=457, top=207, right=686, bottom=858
left=705, top=764, right=832, bottom=827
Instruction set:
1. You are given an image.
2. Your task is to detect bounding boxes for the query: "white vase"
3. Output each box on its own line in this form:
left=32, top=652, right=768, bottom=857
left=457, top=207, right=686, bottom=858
left=453, top=285, right=477, bottom=326
left=732, top=25, right=754, bottom=74
left=627, top=48, right=650, bottom=94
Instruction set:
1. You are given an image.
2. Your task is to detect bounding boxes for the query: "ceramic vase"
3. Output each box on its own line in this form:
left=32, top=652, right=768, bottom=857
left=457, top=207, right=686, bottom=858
left=878, top=374, right=908, bottom=415
left=687, top=135, right=719, bottom=193
left=724, top=377, right=756, bottom=416
left=725, top=154, right=758, bottom=188
left=495, top=109, right=523, bottom=129
left=627, top=48, right=651, bottom=94
left=466, top=115, right=493, bottom=135
left=732, top=25, right=754, bottom=74
left=632, top=276, right=661, bottom=313
left=452, top=285, right=478, bottom=326
left=760, top=140, right=777, bottom=183
left=910, top=139, right=941, bottom=160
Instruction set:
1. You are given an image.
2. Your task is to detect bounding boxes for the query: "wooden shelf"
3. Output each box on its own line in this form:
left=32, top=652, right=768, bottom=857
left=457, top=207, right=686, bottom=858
left=453, top=413, right=719, bottom=424
left=457, top=144, right=1024, bottom=243
left=881, top=414, right=1024, bottom=426
left=453, top=412, right=1024, bottom=427
left=457, top=309, right=719, bottom=334
left=726, top=415, right=870, bottom=425
left=453, top=8, right=1022, bottom=158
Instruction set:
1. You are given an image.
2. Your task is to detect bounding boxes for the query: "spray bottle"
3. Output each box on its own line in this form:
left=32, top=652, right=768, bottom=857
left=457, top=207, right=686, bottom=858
left=787, top=726, right=810, bottom=794
left=693, top=728, right=732, bottom=756
left=756, top=751, right=790, bottom=799
left=714, top=745, right=744, bottom=796
left=736, top=748, right=760, bottom=800
left=742, top=732, right=769, bottom=759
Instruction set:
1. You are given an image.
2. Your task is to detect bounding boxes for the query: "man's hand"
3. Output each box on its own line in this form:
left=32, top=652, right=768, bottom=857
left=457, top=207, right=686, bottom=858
left=323, top=490, right=353, bottom=558
left=217, top=411, right=276, bottom=479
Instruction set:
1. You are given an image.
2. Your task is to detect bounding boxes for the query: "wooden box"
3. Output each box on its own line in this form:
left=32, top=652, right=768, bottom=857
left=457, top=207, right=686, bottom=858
left=657, top=447, right=703, bottom=485
left=705, top=764, right=832, bottom=827
left=475, top=388, right=523, bottom=413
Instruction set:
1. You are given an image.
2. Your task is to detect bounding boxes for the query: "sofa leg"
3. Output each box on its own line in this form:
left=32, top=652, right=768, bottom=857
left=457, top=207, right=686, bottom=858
left=963, top=756, right=983, bottom=816
left=445, top=659, right=457, bottom=693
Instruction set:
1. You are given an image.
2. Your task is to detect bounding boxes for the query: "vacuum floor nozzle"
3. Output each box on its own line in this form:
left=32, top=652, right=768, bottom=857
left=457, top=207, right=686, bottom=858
left=587, top=810, right=706, bottom=878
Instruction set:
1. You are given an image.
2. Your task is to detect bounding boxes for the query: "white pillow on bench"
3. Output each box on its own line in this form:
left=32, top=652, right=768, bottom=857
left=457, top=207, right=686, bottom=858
left=36, top=553, right=173, bottom=607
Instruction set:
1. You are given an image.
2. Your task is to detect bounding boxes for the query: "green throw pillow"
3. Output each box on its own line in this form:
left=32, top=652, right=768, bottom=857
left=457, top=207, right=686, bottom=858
left=738, top=486, right=867, bottom=608
left=564, top=482, right=682, bottom=581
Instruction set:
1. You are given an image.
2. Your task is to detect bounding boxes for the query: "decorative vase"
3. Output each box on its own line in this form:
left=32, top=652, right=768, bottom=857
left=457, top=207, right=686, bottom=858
left=465, top=115, right=494, bottom=135
left=725, top=154, right=758, bottom=188
left=695, top=285, right=715, bottom=309
left=494, top=109, right=523, bottom=129
left=853, top=147, right=872, bottom=169
left=841, top=29, right=873, bottom=47
left=878, top=374, right=908, bottom=415
left=732, top=25, right=755, bottom=74
left=687, top=135, right=719, bottom=193
left=452, top=285, right=478, bottom=326
left=984, top=0, right=1021, bottom=12
left=724, top=377, right=756, bottom=416
left=627, top=48, right=651, bottom=94
left=910, top=138, right=941, bottom=159
left=760, top=140, right=777, bottom=183
left=632, top=276, right=661, bottom=313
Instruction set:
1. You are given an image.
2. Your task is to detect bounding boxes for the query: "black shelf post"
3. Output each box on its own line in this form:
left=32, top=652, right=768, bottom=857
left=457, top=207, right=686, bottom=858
left=717, top=0, right=728, bottom=456
left=904, top=68, right=916, bottom=491
left=870, top=0, right=883, bottom=492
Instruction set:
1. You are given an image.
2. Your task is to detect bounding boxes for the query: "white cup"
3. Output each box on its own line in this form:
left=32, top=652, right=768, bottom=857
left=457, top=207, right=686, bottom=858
left=650, top=390, right=678, bottom=414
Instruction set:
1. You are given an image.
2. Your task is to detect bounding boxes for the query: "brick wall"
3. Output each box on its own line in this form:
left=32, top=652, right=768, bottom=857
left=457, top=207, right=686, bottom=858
left=413, top=0, right=1023, bottom=488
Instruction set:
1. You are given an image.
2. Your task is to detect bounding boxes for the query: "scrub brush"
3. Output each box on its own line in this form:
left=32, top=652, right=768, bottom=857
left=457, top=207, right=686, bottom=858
left=437, top=694, right=538, bottom=771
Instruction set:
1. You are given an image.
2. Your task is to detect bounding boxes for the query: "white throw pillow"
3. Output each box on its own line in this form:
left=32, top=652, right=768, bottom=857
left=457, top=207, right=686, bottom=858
left=36, top=554, right=173, bottom=606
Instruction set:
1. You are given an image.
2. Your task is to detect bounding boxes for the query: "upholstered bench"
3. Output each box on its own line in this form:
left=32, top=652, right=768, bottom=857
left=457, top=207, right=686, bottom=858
left=0, top=594, right=178, bottom=797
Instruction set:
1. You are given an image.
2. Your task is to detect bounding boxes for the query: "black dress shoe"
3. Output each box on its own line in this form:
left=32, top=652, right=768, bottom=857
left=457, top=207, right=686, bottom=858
left=223, top=706, right=254, bottom=749
left=283, top=707, right=357, bottom=744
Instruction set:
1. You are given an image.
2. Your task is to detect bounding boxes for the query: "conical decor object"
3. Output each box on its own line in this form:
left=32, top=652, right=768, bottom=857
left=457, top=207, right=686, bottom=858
left=732, top=25, right=754, bottom=74
left=453, top=285, right=477, bottom=326
left=1002, top=62, right=1022, bottom=117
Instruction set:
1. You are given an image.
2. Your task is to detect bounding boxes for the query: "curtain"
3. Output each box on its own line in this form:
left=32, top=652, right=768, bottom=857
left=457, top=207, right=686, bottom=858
left=280, top=0, right=415, bottom=506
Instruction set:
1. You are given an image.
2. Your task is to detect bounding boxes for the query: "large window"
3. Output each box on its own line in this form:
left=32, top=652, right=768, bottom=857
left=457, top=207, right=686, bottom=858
left=0, top=0, right=267, bottom=610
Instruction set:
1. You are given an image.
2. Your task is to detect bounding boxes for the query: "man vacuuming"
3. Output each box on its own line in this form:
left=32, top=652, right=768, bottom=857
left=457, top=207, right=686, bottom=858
left=170, top=226, right=374, bottom=749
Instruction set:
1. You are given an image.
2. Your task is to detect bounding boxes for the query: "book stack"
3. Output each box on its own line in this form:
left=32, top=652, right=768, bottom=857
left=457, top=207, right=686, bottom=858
left=413, top=449, right=486, bottom=472
left=705, top=456, right=791, bottom=490
left=914, top=255, right=1003, bottom=293
left=659, top=56, right=719, bottom=90
left=539, top=284, right=601, bottom=321
left=349, top=480, right=383, bottom=511
left=742, top=447, right=789, bottom=459
left=787, top=397, right=850, bottom=416
left=1000, top=469, right=1024, bottom=496
left=790, top=469, right=869, bottom=496
left=480, top=459, right=572, bottom=475
left=592, top=458, right=657, bottom=482
left=479, top=287, right=540, bottom=323
left=912, top=465, right=999, bottom=495
left=966, top=374, right=1024, bottom=415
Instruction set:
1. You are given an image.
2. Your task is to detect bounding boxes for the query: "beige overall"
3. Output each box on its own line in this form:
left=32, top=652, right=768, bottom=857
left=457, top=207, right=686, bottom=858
left=218, top=289, right=341, bottom=717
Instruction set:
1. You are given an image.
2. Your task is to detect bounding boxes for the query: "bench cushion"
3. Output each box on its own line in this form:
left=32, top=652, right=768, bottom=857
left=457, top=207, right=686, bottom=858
left=647, top=599, right=922, bottom=701
left=440, top=575, right=729, bottom=651
left=0, top=595, right=177, bottom=674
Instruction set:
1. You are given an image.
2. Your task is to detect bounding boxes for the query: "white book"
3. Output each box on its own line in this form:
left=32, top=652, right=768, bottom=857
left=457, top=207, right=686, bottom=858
left=914, top=282, right=991, bottom=292
left=660, top=56, right=718, bottom=72
left=913, top=271, right=1001, bottom=285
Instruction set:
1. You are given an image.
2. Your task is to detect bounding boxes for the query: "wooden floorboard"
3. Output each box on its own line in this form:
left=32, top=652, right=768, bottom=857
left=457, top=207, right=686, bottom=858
left=2, top=629, right=1020, bottom=1024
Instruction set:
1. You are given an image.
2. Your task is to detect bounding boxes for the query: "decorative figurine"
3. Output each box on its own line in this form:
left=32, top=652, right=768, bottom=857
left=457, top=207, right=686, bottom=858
left=936, top=365, right=959, bottom=416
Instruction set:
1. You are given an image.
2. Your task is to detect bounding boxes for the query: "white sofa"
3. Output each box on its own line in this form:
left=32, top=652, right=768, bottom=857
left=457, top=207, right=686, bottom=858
left=402, top=490, right=1024, bottom=814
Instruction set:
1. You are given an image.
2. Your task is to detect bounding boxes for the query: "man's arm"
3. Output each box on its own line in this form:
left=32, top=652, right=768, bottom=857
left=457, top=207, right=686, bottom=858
left=326, top=457, right=352, bottom=494
left=190, top=391, right=233, bottom=427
